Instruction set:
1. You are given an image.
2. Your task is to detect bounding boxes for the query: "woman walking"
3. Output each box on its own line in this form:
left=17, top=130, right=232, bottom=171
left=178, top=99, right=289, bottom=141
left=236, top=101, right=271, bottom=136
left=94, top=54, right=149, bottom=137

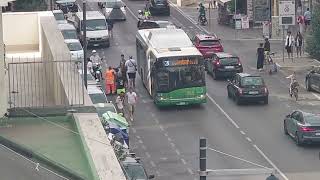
left=257, top=43, right=265, bottom=71
left=295, top=32, right=303, bottom=57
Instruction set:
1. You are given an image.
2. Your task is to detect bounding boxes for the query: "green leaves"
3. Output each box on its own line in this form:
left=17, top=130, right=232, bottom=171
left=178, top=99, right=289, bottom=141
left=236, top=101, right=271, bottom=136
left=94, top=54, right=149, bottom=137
left=306, top=5, right=320, bottom=59
left=14, top=0, right=47, bottom=11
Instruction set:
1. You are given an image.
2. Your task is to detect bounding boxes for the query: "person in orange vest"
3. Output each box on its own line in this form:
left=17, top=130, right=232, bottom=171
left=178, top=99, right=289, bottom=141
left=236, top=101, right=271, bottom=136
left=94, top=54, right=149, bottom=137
left=105, top=66, right=116, bottom=95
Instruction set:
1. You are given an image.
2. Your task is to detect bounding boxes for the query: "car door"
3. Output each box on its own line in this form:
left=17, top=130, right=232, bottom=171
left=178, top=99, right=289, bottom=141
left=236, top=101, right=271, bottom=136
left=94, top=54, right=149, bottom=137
left=230, top=75, right=239, bottom=97
left=313, top=69, right=320, bottom=92
left=289, top=111, right=303, bottom=135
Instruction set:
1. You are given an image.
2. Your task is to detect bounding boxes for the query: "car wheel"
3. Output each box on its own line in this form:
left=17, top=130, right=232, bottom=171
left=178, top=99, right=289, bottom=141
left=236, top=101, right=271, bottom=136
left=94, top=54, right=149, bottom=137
left=264, top=97, right=268, bottom=105
left=284, top=121, right=288, bottom=135
left=306, top=78, right=311, bottom=91
left=295, top=132, right=303, bottom=146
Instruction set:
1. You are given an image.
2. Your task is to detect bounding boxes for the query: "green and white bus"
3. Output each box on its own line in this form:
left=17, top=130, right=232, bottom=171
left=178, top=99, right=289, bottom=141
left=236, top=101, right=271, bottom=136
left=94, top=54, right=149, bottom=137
left=136, top=28, right=206, bottom=106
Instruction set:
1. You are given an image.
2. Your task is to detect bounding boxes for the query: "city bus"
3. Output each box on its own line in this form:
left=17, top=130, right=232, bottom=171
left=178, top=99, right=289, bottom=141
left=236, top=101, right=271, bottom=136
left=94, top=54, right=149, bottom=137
left=136, top=28, right=206, bottom=106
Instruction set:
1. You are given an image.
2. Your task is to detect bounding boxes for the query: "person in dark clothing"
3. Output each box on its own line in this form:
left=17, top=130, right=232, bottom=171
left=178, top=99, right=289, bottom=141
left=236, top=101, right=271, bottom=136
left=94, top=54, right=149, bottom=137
left=107, top=19, right=114, bottom=38
left=264, top=38, right=270, bottom=52
left=257, top=43, right=264, bottom=71
left=295, top=32, right=303, bottom=57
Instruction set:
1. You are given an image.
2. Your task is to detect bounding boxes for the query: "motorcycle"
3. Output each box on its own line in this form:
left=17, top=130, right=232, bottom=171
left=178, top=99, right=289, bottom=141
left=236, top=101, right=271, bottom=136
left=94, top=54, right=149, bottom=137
left=199, top=15, right=207, bottom=26
left=92, top=63, right=103, bottom=82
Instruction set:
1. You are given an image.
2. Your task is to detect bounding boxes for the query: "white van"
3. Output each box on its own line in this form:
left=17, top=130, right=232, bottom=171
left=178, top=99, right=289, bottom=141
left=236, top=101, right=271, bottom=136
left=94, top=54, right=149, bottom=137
left=74, top=11, right=110, bottom=47
left=58, top=23, right=78, bottom=40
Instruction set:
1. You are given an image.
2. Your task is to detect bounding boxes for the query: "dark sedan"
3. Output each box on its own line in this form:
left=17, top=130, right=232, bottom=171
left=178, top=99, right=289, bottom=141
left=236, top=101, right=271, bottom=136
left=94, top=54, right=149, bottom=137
left=306, top=67, right=320, bottom=93
left=149, top=0, right=170, bottom=16
left=284, top=111, right=320, bottom=146
left=227, top=73, right=268, bottom=105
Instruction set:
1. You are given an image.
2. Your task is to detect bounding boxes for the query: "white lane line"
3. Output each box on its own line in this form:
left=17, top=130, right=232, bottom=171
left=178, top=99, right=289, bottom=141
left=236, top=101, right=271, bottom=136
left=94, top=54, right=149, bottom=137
left=253, top=145, right=289, bottom=180
left=240, top=131, right=246, bottom=135
left=170, top=142, right=175, bottom=148
left=206, top=94, right=288, bottom=180
left=154, top=118, right=160, bottom=124
left=168, top=137, right=172, bottom=142
left=125, top=4, right=138, bottom=21
left=136, top=135, right=141, bottom=139
left=187, top=168, right=193, bottom=175
left=150, top=161, right=156, bottom=167
left=164, top=132, right=168, bottom=137
left=175, top=149, right=181, bottom=156
left=138, top=139, right=143, bottom=144
left=141, top=145, right=147, bottom=150
left=312, top=92, right=320, bottom=101
left=246, top=137, right=252, bottom=142
left=159, top=125, right=165, bottom=131
left=181, top=158, right=187, bottom=165
left=145, top=152, right=151, bottom=158
left=206, top=94, right=240, bottom=129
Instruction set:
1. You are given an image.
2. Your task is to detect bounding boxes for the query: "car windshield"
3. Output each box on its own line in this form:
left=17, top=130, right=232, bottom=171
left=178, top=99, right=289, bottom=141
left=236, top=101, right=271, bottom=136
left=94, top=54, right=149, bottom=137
left=89, top=94, right=106, bottom=104
left=199, top=40, right=220, bottom=46
left=219, top=57, right=238, bottom=65
left=124, top=164, right=148, bottom=180
left=241, top=77, right=264, bottom=86
left=155, top=57, right=205, bottom=92
left=67, top=42, right=83, bottom=51
left=62, top=30, right=78, bottom=39
left=96, top=107, right=116, bottom=117
left=84, top=19, right=107, bottom=31
left=157, top=21, right=172, bottom=28
left=304, top=114, right=320, bottom=124
left=139, top=22, right=160, bottom=29
left=54, top=12, right=65, bottom=21
left=155, top=0, right=167, bottom=4
left=105, top=1, right=123, bottom=8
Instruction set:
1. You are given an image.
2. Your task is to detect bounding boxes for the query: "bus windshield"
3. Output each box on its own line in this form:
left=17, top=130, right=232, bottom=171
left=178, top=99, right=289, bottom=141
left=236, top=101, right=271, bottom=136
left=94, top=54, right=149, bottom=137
left=155, top=57, right=205, bottom=92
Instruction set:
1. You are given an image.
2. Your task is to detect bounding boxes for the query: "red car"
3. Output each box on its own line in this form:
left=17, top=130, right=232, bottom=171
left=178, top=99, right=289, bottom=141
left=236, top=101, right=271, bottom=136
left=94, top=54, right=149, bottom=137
left=193, top=34, right=224, bottom=58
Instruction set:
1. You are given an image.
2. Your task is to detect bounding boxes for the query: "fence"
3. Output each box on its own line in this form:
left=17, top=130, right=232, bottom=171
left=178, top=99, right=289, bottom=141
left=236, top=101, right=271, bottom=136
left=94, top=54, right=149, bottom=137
left=7, top=58, right=85, bottom=109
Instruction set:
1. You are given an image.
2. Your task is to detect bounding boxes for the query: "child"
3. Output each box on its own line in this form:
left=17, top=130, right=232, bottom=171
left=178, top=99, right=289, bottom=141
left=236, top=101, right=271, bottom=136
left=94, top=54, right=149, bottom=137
left=116, top=92, right=125, bottom=114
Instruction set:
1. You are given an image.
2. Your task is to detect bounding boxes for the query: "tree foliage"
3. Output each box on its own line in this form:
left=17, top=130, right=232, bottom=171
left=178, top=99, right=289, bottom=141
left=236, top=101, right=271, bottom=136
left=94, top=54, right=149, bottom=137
left=306, top=5, right=320, bottom=60
left=14, top=0, right=47, bottom=11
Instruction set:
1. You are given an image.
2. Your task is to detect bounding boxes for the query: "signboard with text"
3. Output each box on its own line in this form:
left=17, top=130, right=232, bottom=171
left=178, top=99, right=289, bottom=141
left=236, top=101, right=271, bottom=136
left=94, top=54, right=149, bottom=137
left=279, top=0, right=295, bottom=25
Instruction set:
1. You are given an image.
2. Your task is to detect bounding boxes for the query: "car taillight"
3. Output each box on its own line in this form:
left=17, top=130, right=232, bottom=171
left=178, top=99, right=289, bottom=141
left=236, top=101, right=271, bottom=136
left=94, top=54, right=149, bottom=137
left=238, top=88, right=243, bottom=95
left=215, top=60, right=221, bottom=67
left=300, top=126, right=316, bottom=132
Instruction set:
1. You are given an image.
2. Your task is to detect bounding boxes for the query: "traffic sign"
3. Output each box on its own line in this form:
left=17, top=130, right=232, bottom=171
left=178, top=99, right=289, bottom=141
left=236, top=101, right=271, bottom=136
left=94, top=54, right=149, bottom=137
left=279, top=0, right=295, bottom=25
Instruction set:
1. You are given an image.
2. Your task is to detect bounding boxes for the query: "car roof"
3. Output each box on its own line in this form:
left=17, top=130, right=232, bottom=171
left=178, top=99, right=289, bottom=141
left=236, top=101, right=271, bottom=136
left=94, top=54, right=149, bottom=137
left=64, top=39, right=81, bottom=43
left=215, top=52, right=237, bottom=58
left=58, top=23, right=76, bottom=30
left=196, top=34, right=219, bottom=40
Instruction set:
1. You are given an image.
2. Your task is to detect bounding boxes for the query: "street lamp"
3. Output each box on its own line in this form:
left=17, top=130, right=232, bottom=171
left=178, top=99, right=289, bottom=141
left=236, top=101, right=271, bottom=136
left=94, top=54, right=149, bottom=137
left=82, top=0, right=88, bottom=88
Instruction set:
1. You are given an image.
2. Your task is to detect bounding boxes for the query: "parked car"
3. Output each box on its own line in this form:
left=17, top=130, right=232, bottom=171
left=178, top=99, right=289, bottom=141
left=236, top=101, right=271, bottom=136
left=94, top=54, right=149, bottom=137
left=65, top=39, right=84, bottom=62
left=149, top=0, right=170, bottom=16
left=58, top=23, right=78, bottom=40
left=206, top=52, right=243, bottom=79
left=53, top=10, right=68, bottom=24
left=305, top=67, right=320, bottom=93
left=284, top=110, right=320, bottom=145
left=55, top=0, right=78, bottom=14
left=100, top=0, right=126, bottom=21
left=121, top=156, right=155, bottom=180
left=227, top=73, right=269, bottom=105
left=193, top=34, right=224, bottom=58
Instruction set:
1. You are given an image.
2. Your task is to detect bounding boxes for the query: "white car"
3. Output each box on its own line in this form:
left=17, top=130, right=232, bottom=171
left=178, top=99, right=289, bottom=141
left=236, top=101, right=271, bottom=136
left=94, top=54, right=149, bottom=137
left=65, top=39, right=84, bottom=62
left=101, top=0, right=126, bottom=21
left=53, top=10, right=68, bottom=24
left=58, top=23, right=78, bottom=40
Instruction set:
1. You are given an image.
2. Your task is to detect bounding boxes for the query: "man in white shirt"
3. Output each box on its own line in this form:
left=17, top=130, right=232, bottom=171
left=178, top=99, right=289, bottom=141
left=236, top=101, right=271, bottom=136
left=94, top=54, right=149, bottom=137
left=126, top=88, right=137, bottom=121
left=285, top=31, right=294, bottom=59
left=125, top=56, right=137, bottom=89
left=90, top=50, right=101, bottom=64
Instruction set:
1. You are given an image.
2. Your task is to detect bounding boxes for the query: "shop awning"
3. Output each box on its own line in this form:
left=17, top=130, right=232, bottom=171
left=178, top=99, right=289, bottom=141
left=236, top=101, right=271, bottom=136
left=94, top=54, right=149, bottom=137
left=217, top=0, right=231, bottom=5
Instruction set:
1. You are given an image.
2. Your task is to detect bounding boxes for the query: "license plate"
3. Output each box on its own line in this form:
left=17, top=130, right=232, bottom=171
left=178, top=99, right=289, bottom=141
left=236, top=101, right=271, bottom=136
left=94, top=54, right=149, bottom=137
left=316, top=133, right=320, bottom=136
left=177, top=102, right=186, bottom=105
left=93, top=44, right=99, bottom=46
left=225, top=66, right=234, bottom=69
left=249, top=91, right=259, bottom=95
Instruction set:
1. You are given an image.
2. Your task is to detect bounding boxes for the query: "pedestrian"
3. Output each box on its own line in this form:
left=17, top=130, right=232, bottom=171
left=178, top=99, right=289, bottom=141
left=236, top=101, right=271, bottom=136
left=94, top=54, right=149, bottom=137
left=256, top=43, right=264, bottom=71
left=125, top=56, right=137, bottom=89
left=105, top=66, right=116, bottom=95
left=295, top=32, right=303, bottom=57
left=107, top=19, right=114, bottom=38
left=116, top=91, right=125, bottom=114
left=87, top=58, right=93, bottom=74
left=285, top=31, right=294, bottom=59
left=119, top=54, right=127, bottom=87
left=144, top=7, right=151, bottom=19
left=264, top=38, right=270, bottom=52
left=304, top=8, right=311, bottom=31
left=213, top=0, right=217, bottom=8
left=297, top=15, right=304, bottom=33
left=126, top=88, right=137, bottom=121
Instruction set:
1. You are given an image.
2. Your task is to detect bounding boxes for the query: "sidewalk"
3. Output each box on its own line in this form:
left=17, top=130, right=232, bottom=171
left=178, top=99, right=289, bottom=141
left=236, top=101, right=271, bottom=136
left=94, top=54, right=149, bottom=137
left=169, top=1, right=265, bottom=40
left=274, top=55, right=320, bottom=73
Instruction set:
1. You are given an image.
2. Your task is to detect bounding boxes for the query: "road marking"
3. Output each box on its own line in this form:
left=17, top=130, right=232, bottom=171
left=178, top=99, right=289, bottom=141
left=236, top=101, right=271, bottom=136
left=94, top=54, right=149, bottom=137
left=164, top=132, right=168, bottom=137
left=154, top=118, right=160, bottom=124
left=253, top=145, right=288, bottom=180
left=181, top=158, right=187, bottom=165
left=312, top=92, right=320, bottom=101
left=206, top=94, right=240, bottom=129
left=141, top=145, right=147, bottom=150
left=125, top=4, right=139, bottom=20
left=175, top=149, right=181, bottom=156
left=150, top=161, right=156, bottom=167
left=187, top=168, right=193, bottom=175
left=240, top=131, right=246, bottom=135
left=145, top=152, right=151, bottom=158
left=246, top=137, right=252, bottom=142
left=136, top=135, right=141, bottom=139
left=168, top=137, right=172, bottom=142
left=138, top=139, right=143, bottom=144
left=170, top=142, right=175, bottom=148
left=159, top=125, right=165, bottom=131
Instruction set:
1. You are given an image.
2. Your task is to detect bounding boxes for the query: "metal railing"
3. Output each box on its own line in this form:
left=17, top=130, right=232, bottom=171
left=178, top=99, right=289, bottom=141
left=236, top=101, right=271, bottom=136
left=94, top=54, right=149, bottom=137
left=7, top=58, right=85, bottom=108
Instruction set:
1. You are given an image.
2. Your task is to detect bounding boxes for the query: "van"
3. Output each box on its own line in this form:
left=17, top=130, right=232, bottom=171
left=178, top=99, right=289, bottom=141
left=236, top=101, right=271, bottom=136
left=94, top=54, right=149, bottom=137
left=58, top=23, right=78, bottom=40
left=74, top=11, right=110, bottom=47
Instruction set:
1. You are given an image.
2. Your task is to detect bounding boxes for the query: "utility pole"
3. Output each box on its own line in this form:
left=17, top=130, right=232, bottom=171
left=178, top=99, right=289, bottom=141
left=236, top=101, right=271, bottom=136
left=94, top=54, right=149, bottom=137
left=199, top=137, right=207, bottom=180
left=83, top=0, right=88, bottom=88
left=50, top=0, right=53, bottom=10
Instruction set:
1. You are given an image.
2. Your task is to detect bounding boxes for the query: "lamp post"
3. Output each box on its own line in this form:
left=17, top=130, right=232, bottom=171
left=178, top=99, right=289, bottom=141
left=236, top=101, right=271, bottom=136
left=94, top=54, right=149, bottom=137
left=82, top=0, right=88, bottom=88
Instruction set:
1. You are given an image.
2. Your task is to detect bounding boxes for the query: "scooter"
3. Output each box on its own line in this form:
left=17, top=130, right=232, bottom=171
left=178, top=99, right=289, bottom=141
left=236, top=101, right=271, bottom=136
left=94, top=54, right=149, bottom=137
left=199, top=15, right=208, bottom=26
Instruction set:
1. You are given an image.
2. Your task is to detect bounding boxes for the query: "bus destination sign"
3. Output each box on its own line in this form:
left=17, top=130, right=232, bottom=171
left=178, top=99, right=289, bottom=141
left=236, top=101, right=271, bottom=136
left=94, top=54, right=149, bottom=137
left=163, top=58, right=198, bottom=66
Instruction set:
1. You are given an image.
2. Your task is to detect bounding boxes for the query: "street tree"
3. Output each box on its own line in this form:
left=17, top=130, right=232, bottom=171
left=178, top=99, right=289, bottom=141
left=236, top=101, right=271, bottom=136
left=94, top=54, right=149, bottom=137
left=306, top=4, right=320, bottom=60
left=13, top=0, right=47, bottom=11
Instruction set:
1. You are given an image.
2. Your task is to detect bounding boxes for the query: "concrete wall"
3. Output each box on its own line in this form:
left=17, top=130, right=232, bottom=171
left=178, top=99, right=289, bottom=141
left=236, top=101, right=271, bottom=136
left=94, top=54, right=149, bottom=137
left=0, top=8, right=7, bottom=117
left=3, top=12, right=40, bottom=52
